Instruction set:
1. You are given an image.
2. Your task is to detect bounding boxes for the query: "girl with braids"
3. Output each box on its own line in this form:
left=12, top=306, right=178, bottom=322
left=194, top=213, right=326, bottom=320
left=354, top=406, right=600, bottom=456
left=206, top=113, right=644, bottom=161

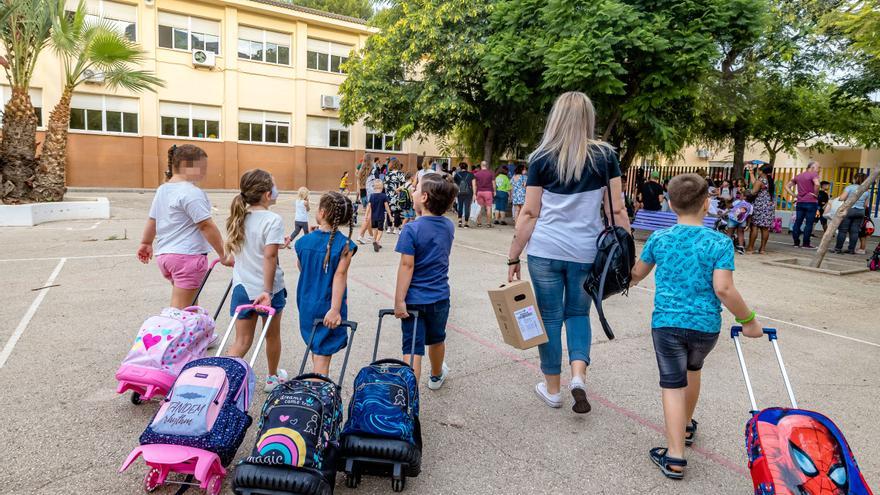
left=294, top=191, right=357, bottom=376
left=138, top=144, right=230, bottom=309
left=226, top=169, right=289, bottom=392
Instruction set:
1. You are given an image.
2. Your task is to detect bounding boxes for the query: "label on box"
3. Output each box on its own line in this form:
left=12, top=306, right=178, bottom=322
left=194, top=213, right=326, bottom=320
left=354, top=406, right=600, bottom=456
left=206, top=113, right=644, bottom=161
left=513, top=305, right=543, bottom=340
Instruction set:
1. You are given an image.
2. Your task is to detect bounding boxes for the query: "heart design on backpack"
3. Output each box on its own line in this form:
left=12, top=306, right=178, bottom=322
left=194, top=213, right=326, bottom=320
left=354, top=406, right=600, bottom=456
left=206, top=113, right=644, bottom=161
left=280, top=415, right=290, bottom=422
left=142, top=333, right=161, bottom=351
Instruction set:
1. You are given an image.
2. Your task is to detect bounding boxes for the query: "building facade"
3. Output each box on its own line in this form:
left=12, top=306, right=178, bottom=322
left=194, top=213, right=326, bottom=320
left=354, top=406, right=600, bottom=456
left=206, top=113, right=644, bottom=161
left=14, top=0, right=442, bottom=191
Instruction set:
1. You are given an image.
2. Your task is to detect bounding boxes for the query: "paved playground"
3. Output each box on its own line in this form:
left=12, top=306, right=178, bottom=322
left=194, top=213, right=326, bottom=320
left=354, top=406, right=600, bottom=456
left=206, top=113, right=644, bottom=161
left=1, top=191, right=878, bottom=495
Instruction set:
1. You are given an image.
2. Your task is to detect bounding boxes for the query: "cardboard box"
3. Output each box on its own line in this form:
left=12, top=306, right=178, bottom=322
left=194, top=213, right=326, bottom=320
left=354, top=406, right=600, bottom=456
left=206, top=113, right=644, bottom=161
left=488, top=280, right=549, bottom=350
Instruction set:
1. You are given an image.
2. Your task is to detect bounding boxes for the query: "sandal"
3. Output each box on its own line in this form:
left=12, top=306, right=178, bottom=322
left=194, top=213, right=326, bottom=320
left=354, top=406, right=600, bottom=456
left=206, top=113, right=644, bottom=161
left=685, top=419, right=698, bottom=446
left=650, top=447, right=686, bottom=480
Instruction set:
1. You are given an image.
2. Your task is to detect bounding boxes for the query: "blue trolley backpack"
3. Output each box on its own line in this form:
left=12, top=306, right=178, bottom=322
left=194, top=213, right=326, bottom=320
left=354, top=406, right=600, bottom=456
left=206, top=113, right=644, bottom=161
left=340, top=309, right=422, bottom=493
left=233, top=319, right=357, bottom=495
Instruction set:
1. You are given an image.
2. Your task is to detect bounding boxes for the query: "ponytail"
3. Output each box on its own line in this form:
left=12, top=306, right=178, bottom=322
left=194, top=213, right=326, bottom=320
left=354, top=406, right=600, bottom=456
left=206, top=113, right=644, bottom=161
left=225, top=194, right=248, bottom=254
left=165, top=144, right=206, bottom=182
left=165, top=144, right=177, bottom=180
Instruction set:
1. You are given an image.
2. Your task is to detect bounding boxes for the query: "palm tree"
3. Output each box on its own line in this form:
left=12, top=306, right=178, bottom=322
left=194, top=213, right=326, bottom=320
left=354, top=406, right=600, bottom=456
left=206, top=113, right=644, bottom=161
left=32, top=0, right=163, bottom=202
left=0, top=0, right=55, bottom=203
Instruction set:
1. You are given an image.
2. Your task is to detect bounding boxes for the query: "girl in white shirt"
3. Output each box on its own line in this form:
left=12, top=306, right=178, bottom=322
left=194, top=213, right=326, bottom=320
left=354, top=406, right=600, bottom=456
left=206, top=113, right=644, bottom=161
left=225, top=169, right=288, bottom=392
left=284, top=187, right=310, bottom=248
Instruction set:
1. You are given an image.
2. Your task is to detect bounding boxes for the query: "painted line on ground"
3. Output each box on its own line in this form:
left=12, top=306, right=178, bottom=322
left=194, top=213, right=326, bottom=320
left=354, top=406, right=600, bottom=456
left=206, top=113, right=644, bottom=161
left=454, top=241, right=880, bottom=348
left=0, top=258, right=66, bottom=369
left=0, top=253, right=131, bottom=263
left=349, top=274, right=749, bottom=478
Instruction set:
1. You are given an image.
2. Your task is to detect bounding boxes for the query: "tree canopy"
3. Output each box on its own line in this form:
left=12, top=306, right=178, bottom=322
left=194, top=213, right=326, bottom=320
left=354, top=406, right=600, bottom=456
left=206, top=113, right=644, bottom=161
left=290, top=0, right=375, bottom=20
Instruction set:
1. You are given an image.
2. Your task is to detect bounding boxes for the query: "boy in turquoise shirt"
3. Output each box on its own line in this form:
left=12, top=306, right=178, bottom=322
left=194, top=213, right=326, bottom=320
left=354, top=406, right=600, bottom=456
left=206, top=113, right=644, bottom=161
left=631, top=173, right=763, bottom=480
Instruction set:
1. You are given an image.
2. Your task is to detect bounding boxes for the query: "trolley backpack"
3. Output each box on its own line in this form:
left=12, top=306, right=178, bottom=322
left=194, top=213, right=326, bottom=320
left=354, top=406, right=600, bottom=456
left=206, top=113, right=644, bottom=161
left=340, top=309, right=422, bottom=493
left=233, top=319, right=357, bottom=495
left=116, top=258, right=233, bottom=404
left=731, top=326, right=874, bottom=495
left=869, top=243, right=880, bottom=271
left=583, top=163, right=635, bottom=340
left=120, top=304, right=276, bottom=495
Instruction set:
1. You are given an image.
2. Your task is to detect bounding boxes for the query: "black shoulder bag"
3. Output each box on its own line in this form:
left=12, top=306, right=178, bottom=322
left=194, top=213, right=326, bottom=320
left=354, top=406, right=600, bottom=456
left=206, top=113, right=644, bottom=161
left=583, top=164, right=636, bottom=340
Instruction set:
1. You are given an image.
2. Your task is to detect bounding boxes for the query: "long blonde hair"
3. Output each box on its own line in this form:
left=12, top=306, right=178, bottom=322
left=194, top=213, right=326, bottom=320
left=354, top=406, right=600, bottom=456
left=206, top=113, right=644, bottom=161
left=226, top=169, right=274, bottom=254
left=530, top=91, right=612, bottom=183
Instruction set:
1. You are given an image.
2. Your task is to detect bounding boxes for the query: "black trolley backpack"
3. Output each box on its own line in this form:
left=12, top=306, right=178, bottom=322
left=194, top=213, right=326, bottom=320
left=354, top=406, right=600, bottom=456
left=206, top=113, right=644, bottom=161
left=233, top=319, right=357, bottom=495
left=339, top=309, right=422, bottom=493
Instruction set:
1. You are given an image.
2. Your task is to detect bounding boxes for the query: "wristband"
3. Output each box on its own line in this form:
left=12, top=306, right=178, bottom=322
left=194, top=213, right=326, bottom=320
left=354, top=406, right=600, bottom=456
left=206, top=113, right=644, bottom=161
left=735, top=311, right=756, bottom=324
left=507, top=258, right=520, bottom=266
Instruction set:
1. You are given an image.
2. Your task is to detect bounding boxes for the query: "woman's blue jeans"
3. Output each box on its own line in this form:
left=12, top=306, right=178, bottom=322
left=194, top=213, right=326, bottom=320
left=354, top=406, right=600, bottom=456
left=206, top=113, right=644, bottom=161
left=527, top=255, right=593, bottom=375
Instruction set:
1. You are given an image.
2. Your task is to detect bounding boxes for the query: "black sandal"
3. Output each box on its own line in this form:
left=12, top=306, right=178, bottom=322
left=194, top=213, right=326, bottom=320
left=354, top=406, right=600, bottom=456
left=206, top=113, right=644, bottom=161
left=650, top=447, right=686, bottom=480
left=685, top=419, right=698, bottom=446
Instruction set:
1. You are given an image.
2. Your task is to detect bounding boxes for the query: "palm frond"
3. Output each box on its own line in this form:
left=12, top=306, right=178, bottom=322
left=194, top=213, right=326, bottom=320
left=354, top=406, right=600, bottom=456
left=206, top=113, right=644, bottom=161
left=102, top=67, right=165, bottom=93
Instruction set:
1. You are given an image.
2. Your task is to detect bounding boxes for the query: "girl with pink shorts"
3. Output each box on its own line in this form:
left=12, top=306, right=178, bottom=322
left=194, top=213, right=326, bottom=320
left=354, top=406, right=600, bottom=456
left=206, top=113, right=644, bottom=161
left=137, top=145, right=231, bottom=308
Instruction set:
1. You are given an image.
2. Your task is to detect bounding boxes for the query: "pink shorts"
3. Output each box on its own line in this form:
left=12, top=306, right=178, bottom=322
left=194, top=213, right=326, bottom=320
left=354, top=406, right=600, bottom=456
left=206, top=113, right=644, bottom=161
left=476, top=191, right=494, bottom=207
left=156, top=254, right=208, bottom=290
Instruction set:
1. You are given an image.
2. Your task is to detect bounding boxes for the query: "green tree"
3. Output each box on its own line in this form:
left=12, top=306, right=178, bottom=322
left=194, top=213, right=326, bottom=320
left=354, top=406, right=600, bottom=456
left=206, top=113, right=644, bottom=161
left=288, top=0, right=374, bottom=20
left=826, top=1, right=880, bottom=58
left=32, top=0, right=163, bottom=202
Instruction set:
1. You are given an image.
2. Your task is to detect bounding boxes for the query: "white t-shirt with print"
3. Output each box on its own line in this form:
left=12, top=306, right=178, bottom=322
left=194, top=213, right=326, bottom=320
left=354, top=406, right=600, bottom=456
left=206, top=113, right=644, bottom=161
left=232, top=210, right=286, bottom=299
left=148, top=181, right=213, bottom=256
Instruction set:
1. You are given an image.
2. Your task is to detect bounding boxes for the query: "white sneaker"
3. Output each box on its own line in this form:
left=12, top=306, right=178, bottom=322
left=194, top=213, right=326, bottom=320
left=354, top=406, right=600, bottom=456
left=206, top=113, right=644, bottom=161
left=427, top=362, right=449, bottom=390
left=264, top=369, right=288, bottom=393
left=534, top=382, right=562, bottom=408
left=206, top=333, right=220, bottom=350
left=356, top=236, right=367, bottom=245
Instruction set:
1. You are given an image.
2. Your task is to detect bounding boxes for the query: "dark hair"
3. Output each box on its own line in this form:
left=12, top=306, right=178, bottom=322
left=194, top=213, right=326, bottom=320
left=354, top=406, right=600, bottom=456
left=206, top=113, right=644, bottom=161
left=318, top=191, right=354, bottom=272
left=667, top=173, right=708, bottom=215
left=760, top=164, right=775, bottom=197
left=514, top=164, right=525, bottom=175
left=495, top=166, right=507, bottom=177
left=341, top=171, right=348, bottom=178
left=458, top=162, right=468, bottom=171
left=820, top=180, right=830, bottom=187
left=419, top=173, right=458, bottom=215
left=165, top=144, right=208, bottom=180
left=853, top=172, right=867, bottom=184
left=226, top=169, right=274, bottom=254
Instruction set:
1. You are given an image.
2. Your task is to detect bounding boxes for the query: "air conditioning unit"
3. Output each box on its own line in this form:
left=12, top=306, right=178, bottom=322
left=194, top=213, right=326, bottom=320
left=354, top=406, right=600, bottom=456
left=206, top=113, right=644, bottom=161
left=696, top=148, right=711, bottom=159
left=144, top=0, right=154, bottom=5
left=320, top=95, right=341, bottom=110
left=83, top=69, right=105, bottom=84
left=192, top=49, right=216, bottom=69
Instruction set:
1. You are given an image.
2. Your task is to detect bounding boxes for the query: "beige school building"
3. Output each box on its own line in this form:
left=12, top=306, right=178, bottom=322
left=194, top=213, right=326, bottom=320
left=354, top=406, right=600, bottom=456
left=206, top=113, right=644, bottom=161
left=15, top=0, right=442, bottom=192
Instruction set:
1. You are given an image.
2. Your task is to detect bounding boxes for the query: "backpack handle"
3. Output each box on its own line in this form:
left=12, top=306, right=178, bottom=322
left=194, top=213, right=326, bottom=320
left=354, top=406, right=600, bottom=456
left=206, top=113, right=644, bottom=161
left=370, top=358, right=411, bottom=368
left=292, top=373, right=335, bottom=384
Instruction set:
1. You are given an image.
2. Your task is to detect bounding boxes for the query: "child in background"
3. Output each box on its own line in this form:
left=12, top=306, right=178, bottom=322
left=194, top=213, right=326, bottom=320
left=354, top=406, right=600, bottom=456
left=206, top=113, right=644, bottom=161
left=295, top=192, right=357, bottom=376
left=365, top=181, right=393, bottom=252
left=284, top=187, right=311, bottom=248
left=225, top=169, right=288, bottom=392
left=394, top=173, right=458, bottom=388
left=399, top=172, right=416, bottom=227
left=339, top=171, right=349, bottom=194
left=816, top=180, right=831, bottom=234
left=630, top=173, right=763, bottom=480
left=138, top=145, right=230, bottom=309
left=727, top=198, right=753, bottom=255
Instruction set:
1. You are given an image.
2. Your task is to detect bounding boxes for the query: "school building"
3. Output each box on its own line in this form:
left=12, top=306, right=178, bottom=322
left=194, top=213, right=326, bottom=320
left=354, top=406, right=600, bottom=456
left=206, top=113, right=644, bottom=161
left=15, top=0, right=443, bottom=191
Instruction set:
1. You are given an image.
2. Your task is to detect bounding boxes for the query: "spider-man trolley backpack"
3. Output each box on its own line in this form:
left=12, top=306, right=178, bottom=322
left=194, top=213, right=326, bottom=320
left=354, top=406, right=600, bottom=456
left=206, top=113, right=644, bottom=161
left=731, top=326, right=874, bottom=495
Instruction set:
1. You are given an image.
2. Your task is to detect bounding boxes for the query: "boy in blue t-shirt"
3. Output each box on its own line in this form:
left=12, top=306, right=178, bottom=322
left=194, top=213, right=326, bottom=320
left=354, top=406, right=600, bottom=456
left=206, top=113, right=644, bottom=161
left=394, top=173, right=458, bottom=389
left=631, top=173, right=763, bottom=480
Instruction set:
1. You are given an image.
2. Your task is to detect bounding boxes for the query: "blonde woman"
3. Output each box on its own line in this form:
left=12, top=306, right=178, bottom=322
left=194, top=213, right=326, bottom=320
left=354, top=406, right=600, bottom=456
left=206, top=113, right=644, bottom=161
left=507, top=92, right=630, bottom=414
left=284, top=187, right=311, bottom=248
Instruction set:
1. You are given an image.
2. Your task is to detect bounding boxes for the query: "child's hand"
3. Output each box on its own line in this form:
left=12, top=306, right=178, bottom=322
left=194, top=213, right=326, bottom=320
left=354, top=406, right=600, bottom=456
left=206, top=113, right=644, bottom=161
left=220, top=254, right=235, bottom=267
left=253, top=291, right=272, bottom=308
left=394, top=301, right=409, bottom=319
left=323, top=308, right=342, bottom=329
left=137, top=243, right=153, bottom=263
left=283, top=236, right=292, bottom=249
left=741, top=318, right=763, bottom=338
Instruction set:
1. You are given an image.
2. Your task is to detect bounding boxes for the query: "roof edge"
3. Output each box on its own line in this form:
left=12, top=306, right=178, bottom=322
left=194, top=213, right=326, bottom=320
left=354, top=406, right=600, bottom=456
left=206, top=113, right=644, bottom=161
left=245, top=0, right=369, bottom=25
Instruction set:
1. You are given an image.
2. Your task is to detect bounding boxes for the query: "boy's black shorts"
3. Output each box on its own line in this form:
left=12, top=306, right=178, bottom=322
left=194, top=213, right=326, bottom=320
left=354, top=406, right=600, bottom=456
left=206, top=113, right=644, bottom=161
left=371, top=217, right=385, bottom=230
left=652, top=327, right=719, bottom=389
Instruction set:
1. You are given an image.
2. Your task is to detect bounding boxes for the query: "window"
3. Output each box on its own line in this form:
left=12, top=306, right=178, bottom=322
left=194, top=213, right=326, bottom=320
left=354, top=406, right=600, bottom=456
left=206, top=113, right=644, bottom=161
left=366, top=131, right=401, bottom=151
left=306, top=38, right=352, bottom=74
left=68, top=94, right=138, bottom=134
left=159, top=102, right=220, bottom=139
left=238, top=110, right=290, bottom=144
left=306, top=116, right=350, bottom=148
left=238, top=26, right=290, bottom=65
left=0, top=86, right=42, bottom=127
left=65, top=0, right=137, bottom=41
left=158, top=12, right=220, bottom=54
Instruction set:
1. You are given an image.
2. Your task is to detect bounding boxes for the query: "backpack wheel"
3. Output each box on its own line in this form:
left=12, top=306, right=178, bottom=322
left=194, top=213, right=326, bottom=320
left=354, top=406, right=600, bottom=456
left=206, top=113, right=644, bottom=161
left=206, top=474, right=223, bottom=495
left=391, top=477, right=406, bottom=492
left=143, top=468, right=162, bottom=492
left=130, top=392, right=143, bottom=405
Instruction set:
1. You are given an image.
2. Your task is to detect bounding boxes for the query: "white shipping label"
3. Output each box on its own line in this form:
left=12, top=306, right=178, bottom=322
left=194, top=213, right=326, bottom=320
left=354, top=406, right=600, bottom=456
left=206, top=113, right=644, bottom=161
left=513, top=305, right=543, bottom=340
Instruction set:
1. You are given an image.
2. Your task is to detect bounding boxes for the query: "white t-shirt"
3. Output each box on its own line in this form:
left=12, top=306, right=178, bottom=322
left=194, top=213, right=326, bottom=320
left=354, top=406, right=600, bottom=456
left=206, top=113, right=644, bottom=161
left=295, top=199, right=309, bottom=223
left=232, top=210, right=286, bottom=299
left=148, top=181, right=213, bottom=256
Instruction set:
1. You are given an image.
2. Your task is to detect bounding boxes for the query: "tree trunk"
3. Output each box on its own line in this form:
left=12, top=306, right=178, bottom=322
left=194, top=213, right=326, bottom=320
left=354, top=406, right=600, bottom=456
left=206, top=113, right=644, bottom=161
left=32, top=89, right=72, bottom=203
left=0, top=87, right=39, bottom=203
left=619, top=137, right=640, bottom=174
left=482, top=126, right=495, bottom=164
left=732, top=120, right=747, bottom=179
left=811, top=166, right=880, bottom=268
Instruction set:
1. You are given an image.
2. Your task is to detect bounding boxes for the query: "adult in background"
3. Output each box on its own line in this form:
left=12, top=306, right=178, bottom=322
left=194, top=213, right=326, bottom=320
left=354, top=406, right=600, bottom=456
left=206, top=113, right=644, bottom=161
left=746, top=163, right=776, bottom=254
left=384, top=157, right=407, bottom=234
left=638, top=171, right=665, bottom=212
left=356, top=153, right=372, bottom=207
left=493, top=165, right=512, bottom=225
left=784, top=161, right=821, bottom=248
left=834, top=172, right=872, bottom=255
left=453, top=162, right=475, bottom=228
left=473, top=160, right=495, bottom=227
left=510, top=164, right=528, bottom=224
left=507, top=91, right=630, bottom=414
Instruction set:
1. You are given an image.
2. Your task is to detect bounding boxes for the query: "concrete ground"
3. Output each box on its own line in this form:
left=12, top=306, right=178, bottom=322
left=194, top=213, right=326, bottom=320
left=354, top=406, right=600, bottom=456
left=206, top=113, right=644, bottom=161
left=1, top=191, right=878, bottom=495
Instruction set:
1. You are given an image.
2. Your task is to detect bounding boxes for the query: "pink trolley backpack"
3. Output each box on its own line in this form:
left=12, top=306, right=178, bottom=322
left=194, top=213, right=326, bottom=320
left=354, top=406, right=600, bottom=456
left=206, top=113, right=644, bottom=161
left=116, top=259, right=233, bottom=404
left=119, top=304, right=275, bottom=495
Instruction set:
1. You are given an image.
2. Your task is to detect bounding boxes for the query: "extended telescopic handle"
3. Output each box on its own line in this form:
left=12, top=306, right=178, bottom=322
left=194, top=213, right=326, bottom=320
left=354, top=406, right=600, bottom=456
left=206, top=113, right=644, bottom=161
left=215, top=305, right=276, bottom=369
left=375, top=309, right=421, bottom=367
left=298, top=319, right=358, bottom=387
left=731, top=326, right=797, bottom=413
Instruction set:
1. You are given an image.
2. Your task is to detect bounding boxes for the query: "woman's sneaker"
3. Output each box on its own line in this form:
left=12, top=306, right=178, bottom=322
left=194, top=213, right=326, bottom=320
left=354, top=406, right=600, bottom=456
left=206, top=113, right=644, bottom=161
left=534, top=382, right=562, bottom=408
left=264, top=369, right=288, bottom=392
left=427, top=362, right=450, bottom=390
left=570, top=376, right=591, bottom=414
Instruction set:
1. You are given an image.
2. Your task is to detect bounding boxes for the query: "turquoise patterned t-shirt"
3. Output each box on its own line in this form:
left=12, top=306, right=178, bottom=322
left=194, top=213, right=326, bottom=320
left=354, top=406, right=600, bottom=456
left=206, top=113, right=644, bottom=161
left=640, top=224, right=735, bottom=333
